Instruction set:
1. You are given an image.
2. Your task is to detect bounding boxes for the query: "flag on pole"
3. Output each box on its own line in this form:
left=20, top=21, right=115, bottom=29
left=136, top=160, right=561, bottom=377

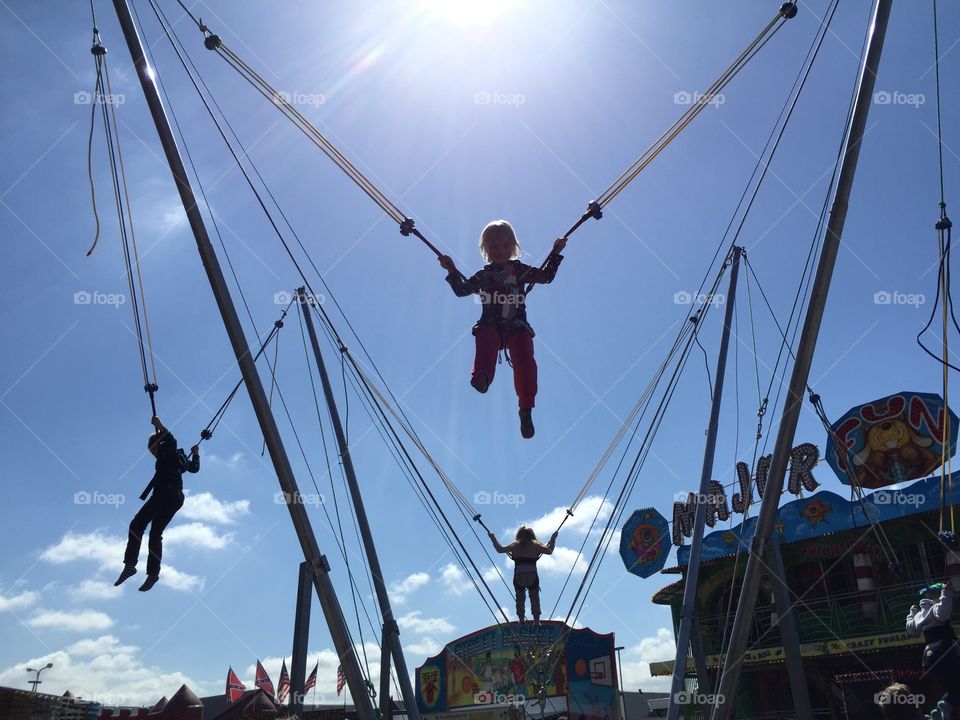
left=255, top=660, right=276, bottom=698
left=336, top=665, right=346, bottom=696
left=277, top=660, right=291, bottom=705
left=304, top=661, right=319, bottom=693
left=225, top=667, right=246, bottom=703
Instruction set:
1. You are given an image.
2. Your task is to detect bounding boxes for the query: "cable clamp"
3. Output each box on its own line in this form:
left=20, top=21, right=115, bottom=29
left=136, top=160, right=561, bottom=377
left=91, top=43, right=107, bottom=56
left=399, top=218, right=416, bottom=236
left=936, top=216, right=953, bottom=231
left=584, top=200, right=603, bottom=222
left=779, top=2, right=798, bottom=19
left=200, top=429, right=213, bottom=441
left=274, top=320, right=284, bottom=329
left=204, top=34, right=222, bottom=51
left=144, top=383, right=159, bottom=394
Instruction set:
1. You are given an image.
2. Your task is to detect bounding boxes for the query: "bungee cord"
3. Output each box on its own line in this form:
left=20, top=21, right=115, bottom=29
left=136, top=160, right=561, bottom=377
left=168, top=0, right=797, bottom=281
left=85, top=15, right=159, bottom=414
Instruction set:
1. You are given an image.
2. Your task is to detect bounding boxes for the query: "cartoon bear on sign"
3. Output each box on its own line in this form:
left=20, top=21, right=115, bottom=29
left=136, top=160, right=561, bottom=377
left=852, top=418, right=939, bottom=488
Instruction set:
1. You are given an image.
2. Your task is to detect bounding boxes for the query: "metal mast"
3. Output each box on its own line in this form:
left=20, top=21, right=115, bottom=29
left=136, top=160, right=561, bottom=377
left=110, top=4, right=374, bottom=717
left=711, top=1, right=893, bottom=716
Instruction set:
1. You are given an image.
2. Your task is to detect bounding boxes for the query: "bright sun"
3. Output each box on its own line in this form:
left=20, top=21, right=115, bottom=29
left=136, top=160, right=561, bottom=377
left=418, top=0, right=520, bottom=26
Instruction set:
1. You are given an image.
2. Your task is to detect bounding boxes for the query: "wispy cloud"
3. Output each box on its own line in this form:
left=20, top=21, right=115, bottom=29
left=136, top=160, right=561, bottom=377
left=27, top=609, right=114, bottom=632
left=390, top=571, right=430, bottom=603
left=70, top=580, right=118, bottom=602
left=397, top=610, right=455, bottom=635
left=0, top=589, right=40, bottom=612
left=164, top=522, right=234, bottom=551
left=181, top=491, right=250, bottom=525
left=0, top=635, right=201, bottom=704
left=618, top=628, right=676, bottom=692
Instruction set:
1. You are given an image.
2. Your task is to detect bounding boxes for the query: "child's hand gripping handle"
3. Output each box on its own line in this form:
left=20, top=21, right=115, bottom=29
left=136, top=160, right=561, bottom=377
left=438, top=255, right=457, bottom=273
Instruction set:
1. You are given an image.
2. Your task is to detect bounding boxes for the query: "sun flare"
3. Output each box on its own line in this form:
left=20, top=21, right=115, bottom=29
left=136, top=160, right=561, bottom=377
left=418, top=0, right=520, bottom=27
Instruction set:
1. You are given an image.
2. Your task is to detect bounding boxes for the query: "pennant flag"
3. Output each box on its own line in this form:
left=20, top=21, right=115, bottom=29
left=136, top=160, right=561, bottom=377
left=255, top=660, right=276, bottom=698
left=304, top=661, right=318, bottom=694
left=225, top=666, right=246, bottom=704
left=277, top=660, right=291, bottom=705
left=336, top=665, right=346, bottom=696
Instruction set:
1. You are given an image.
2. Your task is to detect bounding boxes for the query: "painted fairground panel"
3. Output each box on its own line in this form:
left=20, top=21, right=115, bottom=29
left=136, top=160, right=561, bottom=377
left=416, top=623, right=568, bottom=711
left=826, top=391, right=958, bottom=489
left=565, top=629, right=619, bottom=720
left=619, top=508, right=670, bottom=578
left=416, top=652, right=449, bottom=714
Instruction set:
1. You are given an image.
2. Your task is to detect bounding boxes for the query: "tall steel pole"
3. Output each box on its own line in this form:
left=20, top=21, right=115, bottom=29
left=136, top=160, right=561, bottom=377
left=110, top=4, right=374, bottom=717
left=710, top=1, right=892, bottom=716
left=667, top=246, right=741, bottom=720
left=291, top=561, right=313, bottom=719
left=297, top=288, right=422, bottom=720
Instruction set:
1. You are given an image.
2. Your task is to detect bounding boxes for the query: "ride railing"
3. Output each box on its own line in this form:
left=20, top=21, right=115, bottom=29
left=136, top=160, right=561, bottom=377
left=696, top=580, right=932, bottom=656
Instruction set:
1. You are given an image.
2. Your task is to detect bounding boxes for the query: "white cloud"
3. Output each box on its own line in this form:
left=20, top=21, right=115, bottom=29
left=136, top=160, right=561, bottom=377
left=203, top=453, right=246, bottom=472
left=0, top=635, right=202, bottom=705
left=27, top=609, right=114, bottom=632
left=407, top=637, right=443, bottom=658
left=482, top=565, right=506, bottom=583
left=533, top=546, right=587, bottom=577
left=164, top=522, right=233, bottom=550
left=40, top=530, right=121, bottom=569
left=0, top=589, right=39, bottom=612
left=397, top=611, right=454, bottom=635
left=390, top=572, right=430, bottom=603
left=619, top=628, right=676, bottom=693
left=71, top=580, right=118, bottom=601
left=158, top=566, right=204, bottom=593
left=523, top=496, right=614, bottom=540
left=181, top=491, right=250, bottom=524
left=439, top=563, right=472, bottom=596
left=39, top=530, right=204, bottom=594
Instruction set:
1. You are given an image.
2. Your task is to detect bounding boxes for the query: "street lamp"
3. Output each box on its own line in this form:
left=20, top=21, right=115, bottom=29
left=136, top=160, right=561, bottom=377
left=27, top=663, right=53, bottom=693
left=614, top=647, right=626, bottom=720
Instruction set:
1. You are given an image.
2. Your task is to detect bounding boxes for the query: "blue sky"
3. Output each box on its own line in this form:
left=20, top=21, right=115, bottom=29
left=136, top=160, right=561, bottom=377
left=1, top=0, right=959, bottom=706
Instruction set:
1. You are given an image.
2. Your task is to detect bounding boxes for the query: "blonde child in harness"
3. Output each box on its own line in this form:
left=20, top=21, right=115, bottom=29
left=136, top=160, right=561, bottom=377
left=489, top=526, right=558, bottom=625
left=439, top=221, right=566, bottom=439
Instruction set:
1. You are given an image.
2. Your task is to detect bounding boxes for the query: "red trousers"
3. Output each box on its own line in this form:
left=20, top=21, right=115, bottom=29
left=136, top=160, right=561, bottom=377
left=472, top=326, right=537, bottom=409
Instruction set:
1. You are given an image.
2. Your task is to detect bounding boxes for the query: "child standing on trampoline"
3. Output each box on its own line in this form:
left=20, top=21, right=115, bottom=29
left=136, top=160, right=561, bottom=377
left=439, top=221, right=565, bottom=439
left=489, top=526, right=558, bottom=624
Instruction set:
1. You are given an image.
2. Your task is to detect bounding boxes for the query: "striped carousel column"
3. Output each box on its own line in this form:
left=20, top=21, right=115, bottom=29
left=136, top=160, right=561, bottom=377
left=852, top=552, right=877, bottom=618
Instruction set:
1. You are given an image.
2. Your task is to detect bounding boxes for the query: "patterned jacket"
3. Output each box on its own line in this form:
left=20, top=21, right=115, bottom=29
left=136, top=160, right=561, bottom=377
left=446, top=255, right=563, bottom=334
left=146, top=430, right=200, bottom=496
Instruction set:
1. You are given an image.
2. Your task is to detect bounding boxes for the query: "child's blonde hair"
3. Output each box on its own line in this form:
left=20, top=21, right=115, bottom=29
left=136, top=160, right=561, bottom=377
left=479, top=220, right=523, bottom=262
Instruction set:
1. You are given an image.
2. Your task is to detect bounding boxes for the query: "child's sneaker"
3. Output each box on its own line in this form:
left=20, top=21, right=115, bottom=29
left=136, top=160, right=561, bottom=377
left=138, top=575, right=159, bottom=592
left=470, top=374, right=489, bottom=394
left=519, top=408, right=535, bottom=439
left=114, top=565, right=137, bottom=587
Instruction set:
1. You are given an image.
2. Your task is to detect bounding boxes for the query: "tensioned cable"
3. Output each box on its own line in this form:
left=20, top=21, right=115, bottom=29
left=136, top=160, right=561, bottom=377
left=127, top=4, right=387, bottom=688
left=523, top=2, right=799, bottom=293
left=144, top=0, right=513, bottom=623
left=172, top=1, right=795, bottom=271
left=85, top=16, right=160, bottom=414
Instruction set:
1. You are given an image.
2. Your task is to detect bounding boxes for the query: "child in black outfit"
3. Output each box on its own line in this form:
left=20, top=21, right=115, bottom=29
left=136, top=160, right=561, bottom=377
left=115, top=416, right=199, bottom=592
